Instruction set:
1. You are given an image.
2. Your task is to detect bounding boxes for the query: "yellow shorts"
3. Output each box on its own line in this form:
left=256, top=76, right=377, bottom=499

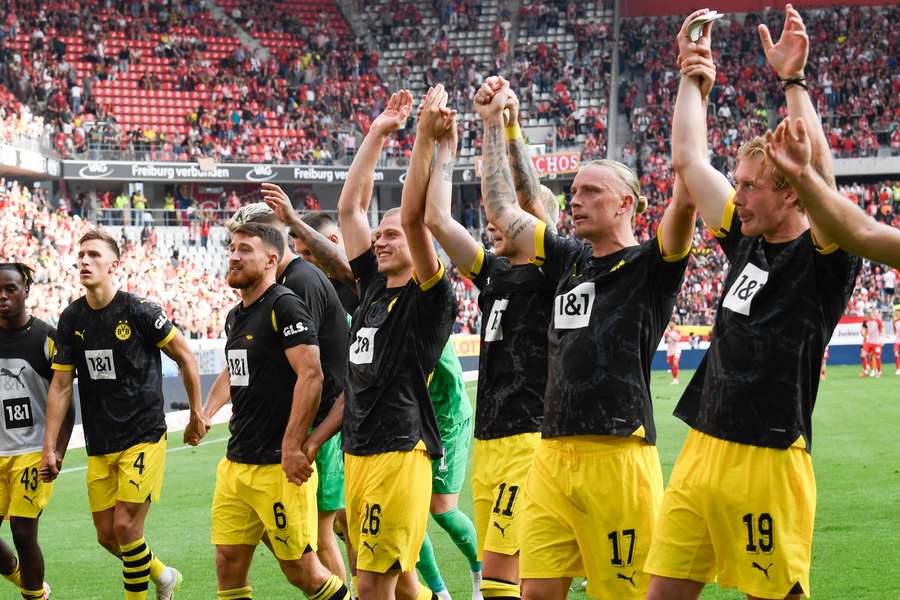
left=519, top=436, right=663, bottom=600
left=87, top=434, right=167, bottom=512
left=645, top=428, right=815, bottom=599
left=0, top=452, right=54, bottom=519
left=471, top=432, right=539, bottom=559
left=211, top=458, right=318, bottom=561
left=344, top=442, right=431, bottom=573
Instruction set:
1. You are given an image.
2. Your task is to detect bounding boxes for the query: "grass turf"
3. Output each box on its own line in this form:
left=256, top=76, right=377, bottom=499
left=5, top=365, right=897, bottom=598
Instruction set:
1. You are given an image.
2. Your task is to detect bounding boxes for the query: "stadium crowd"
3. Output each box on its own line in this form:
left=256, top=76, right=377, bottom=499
left=619, top=4, right=899, bottom=176
left=0, top=2, right=895, bottom=166
left=6, top=172, right=899, bottom=338
left=1, top=180, right=237, bottom=339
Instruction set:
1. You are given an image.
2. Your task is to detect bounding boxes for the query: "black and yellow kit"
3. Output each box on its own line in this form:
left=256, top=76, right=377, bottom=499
left=280, top=257, right=349, bottom=427
left=675, top=201, right=860, bottom=450
left=343, top=249, right=455, bottom=459
left=52, top=291, right=175, bottom=455
left=224, top=283, right=319, bottom=464
left=468, top=246, right=552, bottom=440
left=539, top=223, right=689, bottom=442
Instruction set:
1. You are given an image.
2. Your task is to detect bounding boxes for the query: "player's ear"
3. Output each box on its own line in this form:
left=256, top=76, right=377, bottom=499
left=783, top=185, right=802, bottom=212
left=617, top=194, right=634, bottom=216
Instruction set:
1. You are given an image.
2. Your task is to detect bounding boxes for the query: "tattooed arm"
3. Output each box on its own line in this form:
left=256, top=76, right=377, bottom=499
left=260, top=183, right=355, bottom=287
left=476, top=81, right=539, bottom=259
left=504, top=89, right=555, bottom=230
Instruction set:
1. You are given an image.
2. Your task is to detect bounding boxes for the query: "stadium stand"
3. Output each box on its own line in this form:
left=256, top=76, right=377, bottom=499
left=1, top=1, right=898, bottom=334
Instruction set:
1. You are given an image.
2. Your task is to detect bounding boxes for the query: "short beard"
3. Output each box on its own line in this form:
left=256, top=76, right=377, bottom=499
left=227, top=270, right=257, bottom=289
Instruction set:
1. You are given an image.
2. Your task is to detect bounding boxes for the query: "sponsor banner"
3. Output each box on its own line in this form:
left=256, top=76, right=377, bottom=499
left=0, top=144, right=60, bottom=176
left=474, top=151, right=581, bottom=178
left=64, top=160, right=413, bottom=185
left=64, top=160, right=481, bottom=186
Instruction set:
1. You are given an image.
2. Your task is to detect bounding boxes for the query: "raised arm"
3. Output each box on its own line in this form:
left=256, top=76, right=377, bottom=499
left=423, top=109, right=481, bottom=275
left=672, top=10, right=733, bottom=228
left=401, top=85, right=448, bottom=283
left=658, top=176, right=697, bottom=257
left=476, top=79, right=539, bottom=258
left=766, top=117, right=900, bottom=268
left=759, top=3, right=836, bottom=245
left=338, top=90, right=413, bottom=261
left=260, top=183, right=355, bottom=286
left=503, top=89, right=553, bottom=228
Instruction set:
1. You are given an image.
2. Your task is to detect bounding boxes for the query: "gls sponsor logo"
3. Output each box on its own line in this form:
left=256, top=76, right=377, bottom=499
left=78, top=161, right=114, bottom=178
left=245, top=164, right=276, bottom=182
left=283, top=321, right=308, bottom=337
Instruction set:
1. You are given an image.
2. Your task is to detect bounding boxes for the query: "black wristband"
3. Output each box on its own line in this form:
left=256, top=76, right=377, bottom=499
left=779, top=76, right=807, bottom=91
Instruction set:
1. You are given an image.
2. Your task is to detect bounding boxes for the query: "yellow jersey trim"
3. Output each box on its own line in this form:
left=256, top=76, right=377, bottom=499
left=270, top=310, right=278, bottom=332
left=467, top=246, right=486, bottom=278
left=530, top=220, right=547, bottom=266
left=810, top=230, right=840, bottom=255
left=708, top=192, right=736, bottom=238
left=47, top=337, right=56, bottom=361
left=155, top=327, right=178, bottom=349
left=50, top=363, right=74, bottom=371
left=657, top=231, right=692, bottom=263
left=414, top=261, right=445, bottom=292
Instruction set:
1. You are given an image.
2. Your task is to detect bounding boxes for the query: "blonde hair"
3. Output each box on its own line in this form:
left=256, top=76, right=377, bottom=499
left=226, top=202, right=278, bottom=231
left=583, top=159, right=648, bottom=222
left=736, top=137, right=789, bottom=191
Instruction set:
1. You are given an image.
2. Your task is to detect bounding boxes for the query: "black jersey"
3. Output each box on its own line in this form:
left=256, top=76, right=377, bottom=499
left=675, top=201, right=860, bottom=451
left=224, top=284, right=319, bottom=464
left=469, top=246, right=553, bottom=440
left=280, top=257, right=349, bottom=426
left=539, top=222, right=689, bottom=443
left=0, top=317, right=55, bottom=454
left=53, top=291, right=175, bottom=455
left=344, top=249, right=455, bottom=459
left=332, top=278, right=360, bottom=315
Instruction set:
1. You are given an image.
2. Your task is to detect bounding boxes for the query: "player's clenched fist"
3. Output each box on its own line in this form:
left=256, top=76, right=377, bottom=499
left=474, top=76, right=509, bottom=122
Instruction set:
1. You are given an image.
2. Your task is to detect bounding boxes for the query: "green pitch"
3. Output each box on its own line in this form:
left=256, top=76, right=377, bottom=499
left=8, top=366, right=898, bottom=599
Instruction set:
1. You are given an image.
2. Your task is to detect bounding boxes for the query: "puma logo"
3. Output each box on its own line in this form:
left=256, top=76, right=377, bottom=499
left=128, top=479, right=140, bottom=490
left=362, top=541, right=378, bottom=557
left=616, top=571, right=636, bottom=587
left=274, top=535, right=290, bottom=546
left=23, top=494, right=34, bottom=505
left=0, top=367, right=26, bottom=387
left=492, top=522, right=509, bottom=537
left=75, top=330, right=85, bottom=340
left=752, top=562, right=773, bottom=580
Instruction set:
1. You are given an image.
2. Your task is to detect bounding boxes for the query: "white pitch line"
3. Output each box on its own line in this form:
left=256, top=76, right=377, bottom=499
left=58, top=436, right=229, bottom=476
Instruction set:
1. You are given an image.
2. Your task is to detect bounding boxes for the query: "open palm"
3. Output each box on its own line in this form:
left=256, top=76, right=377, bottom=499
left=372, top=90, right=413, bottom=136
left=758, top=4, right=808, bottom=78
left=765, top=118, right=811, bottom=181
